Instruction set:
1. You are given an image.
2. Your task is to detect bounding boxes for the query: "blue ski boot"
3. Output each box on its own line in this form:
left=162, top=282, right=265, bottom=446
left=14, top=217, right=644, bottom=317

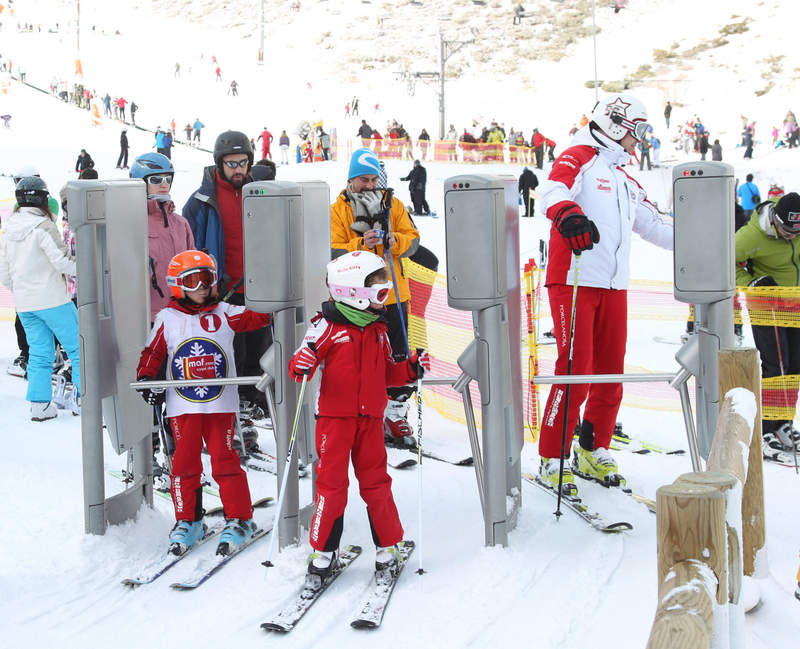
left=169, top=520, right=206, bottom=556
left=216, top=518, right=257, bottom=556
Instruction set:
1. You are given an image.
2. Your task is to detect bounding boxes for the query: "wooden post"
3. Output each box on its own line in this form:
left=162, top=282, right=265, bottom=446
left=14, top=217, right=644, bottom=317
left=707, top=395, right=753, bottom=484
left=656, top=481, right=727, bottom=605
left=646, top=560, right=716, bottom=649
left=675, top=472, right=741, bottom=605
left=651, top=482, right=727, bottom=649
left=717, top=348, right=765, bottom=576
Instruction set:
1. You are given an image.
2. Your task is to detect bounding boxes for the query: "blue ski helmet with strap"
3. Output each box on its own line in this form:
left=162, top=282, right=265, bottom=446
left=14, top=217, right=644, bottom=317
left=130, top=152, right=174, bottom=180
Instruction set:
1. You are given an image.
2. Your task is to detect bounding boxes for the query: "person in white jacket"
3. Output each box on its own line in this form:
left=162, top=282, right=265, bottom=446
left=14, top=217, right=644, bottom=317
left=537, top=94, right=674, bottom=496
left=0, top=177, right=80, bottom=421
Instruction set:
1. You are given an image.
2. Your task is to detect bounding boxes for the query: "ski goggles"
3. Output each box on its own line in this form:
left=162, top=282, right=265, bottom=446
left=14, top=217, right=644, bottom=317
left=329, top=280, right=393, bottom=304
left=610, top=113, right=650, bottom=141
left=167, top=268, right=217, bottom=291
left=146, top=174, right=173, bottom=185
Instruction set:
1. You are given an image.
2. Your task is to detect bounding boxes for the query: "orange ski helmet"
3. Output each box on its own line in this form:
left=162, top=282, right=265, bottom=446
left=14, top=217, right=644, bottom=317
left=166, top=250, right=218, bottom=299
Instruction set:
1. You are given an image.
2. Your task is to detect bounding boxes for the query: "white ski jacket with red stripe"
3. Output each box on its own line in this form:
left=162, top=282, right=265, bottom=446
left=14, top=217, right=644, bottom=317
left=540, top=126, right=673, bottom=289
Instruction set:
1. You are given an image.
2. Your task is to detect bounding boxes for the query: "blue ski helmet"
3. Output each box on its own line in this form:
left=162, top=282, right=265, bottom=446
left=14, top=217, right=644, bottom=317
left=130, top=152, right=174, bottom=180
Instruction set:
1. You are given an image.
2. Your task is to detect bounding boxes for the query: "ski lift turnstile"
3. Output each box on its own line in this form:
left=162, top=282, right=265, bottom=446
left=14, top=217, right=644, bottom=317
left=672, top=161, right=737, bottom=461
left=70, top=180, right=153, bottom=534
left=242, top=180, right=330, bottom=550
left=442, top=175, right=524, bottom=547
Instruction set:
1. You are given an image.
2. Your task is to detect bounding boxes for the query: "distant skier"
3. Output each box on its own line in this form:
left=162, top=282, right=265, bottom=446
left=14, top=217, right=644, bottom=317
left=400, top=160, right=429, bottom=215
left=279, top=130, right=290, bottom=164
left=192, top=118, right=204, bottom=143
left=130, top=101, right=138, bottom=125
left=518, top=166, right=538, bottom=217
left=116, top=128, right=129, bottom=169
left=74, top=149, right=94, bottom=173
left=228, top=80, right=238, bottom=96
left=257, top=127, right=273, bottom=160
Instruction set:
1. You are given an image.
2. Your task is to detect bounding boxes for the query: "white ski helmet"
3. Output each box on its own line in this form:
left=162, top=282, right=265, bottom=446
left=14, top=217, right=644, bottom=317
left=327, top=251, right=390, bottom=310
left=591, top=93, right=649, bottom=141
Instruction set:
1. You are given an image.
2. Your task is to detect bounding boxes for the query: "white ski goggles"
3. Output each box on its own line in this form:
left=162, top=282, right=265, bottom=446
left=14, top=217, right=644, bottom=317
left=612, top=113, right=650, bottom=141
left=330, top=280, right=393, bottom=304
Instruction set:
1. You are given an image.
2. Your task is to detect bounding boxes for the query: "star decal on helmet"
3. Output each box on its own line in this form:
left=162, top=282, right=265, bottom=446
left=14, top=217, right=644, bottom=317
left=606, top=96, right=631, bottom=117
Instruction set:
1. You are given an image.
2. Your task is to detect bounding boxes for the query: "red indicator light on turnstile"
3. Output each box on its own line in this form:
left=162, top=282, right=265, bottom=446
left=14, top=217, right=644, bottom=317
left=683, top=170, right=690, bottom=176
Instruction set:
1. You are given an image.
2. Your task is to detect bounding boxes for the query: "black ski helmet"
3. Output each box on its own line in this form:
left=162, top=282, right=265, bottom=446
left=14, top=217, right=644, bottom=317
left=15, top=176, right=49, bottom=209
left=213, top=130, right=253, bottom=175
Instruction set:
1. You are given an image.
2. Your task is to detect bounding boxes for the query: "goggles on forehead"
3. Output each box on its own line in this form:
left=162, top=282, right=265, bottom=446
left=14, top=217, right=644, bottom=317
left=167, top=268, right=217, bottom=292
left=330, top=281, right=393, bottom=304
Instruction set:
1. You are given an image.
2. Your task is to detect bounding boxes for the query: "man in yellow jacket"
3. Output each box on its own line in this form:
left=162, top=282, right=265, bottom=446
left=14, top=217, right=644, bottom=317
left=331, top=147, right=421, bottom=446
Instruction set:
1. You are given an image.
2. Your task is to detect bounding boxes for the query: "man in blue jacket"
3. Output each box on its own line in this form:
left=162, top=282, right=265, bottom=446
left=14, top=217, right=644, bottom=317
left=182, top=131, right=272, bottom=432
left=737, top=173, right=761, bottom=219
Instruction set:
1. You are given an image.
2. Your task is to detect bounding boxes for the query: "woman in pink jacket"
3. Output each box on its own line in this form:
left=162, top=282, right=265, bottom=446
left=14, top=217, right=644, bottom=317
left=130, top=153, right=195, bottom=322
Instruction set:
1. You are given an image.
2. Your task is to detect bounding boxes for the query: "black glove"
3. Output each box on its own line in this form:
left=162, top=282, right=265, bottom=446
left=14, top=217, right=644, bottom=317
left=750, top=275, right=777, bottom=287
left=557, top=213, right=600, bottom=253
left=138, top=377, right=165, bottom=407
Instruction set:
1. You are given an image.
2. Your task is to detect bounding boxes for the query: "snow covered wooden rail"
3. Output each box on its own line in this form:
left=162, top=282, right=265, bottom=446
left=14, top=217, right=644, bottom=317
left=647, top=349, right=764, bottom=649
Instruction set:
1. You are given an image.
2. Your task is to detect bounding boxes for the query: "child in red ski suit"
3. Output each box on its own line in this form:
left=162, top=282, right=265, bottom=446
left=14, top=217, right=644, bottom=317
left=288, top=250, right=429, bottom=582
left=136, top=250, right=270, bottom=555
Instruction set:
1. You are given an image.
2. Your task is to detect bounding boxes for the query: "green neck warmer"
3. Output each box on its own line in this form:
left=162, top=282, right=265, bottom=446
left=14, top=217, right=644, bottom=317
left=335, top=301, right=379, bottom=327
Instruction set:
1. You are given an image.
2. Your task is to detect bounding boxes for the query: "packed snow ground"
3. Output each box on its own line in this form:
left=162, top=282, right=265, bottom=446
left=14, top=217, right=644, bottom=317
left=1, top=7, right=800, bottom=649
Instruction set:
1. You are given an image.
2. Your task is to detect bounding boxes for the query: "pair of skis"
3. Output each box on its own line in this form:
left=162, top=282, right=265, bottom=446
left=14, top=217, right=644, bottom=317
left=121, top=518, right=273, bottom=589
left=261, top=540, right=415, bottom=633
left=523, top=473, right=633, bottom=533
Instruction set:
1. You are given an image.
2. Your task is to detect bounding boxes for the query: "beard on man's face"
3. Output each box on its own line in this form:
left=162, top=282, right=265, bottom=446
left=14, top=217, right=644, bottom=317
left=226, top=172, right=245, bottom=188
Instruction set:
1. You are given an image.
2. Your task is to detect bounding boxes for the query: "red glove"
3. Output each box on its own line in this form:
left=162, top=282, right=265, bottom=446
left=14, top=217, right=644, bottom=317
left=409, top=348, right=431, bottom=379
left=290, top=345, right=317, bottom=380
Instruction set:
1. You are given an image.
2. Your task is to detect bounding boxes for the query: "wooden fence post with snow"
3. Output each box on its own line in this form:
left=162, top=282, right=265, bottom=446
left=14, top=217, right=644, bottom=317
left=717, top=348, right=765, bottom=577
left=646, top=348, right=763, bottom=649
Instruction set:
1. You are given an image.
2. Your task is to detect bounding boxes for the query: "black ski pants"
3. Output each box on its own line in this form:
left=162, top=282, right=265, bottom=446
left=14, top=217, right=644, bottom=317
left=117, top=147, right=128, bottom=168
left=410, top=190, right=429, bottom=215
left=752, top=323, right=800, bottom=435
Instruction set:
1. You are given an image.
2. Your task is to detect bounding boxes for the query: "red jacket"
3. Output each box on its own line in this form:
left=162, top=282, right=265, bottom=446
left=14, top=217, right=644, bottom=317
left=288, top=303, right=416, bottom=418
left=532, top=132, right=546, bottom=148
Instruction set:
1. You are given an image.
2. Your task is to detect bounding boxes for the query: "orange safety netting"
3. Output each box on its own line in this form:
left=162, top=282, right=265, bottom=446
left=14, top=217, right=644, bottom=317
left=344, top=137, right=544, bottom=166
left=405, top=260, right=690, bottom=443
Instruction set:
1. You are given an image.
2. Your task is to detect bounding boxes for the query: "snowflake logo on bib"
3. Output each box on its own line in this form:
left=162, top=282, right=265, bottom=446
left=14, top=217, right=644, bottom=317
left=171, top=338, right=227, bottom=402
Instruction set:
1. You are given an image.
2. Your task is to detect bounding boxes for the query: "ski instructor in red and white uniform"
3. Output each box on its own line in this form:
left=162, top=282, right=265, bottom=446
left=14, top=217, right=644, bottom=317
left=537, top=93, right=673, bottom=497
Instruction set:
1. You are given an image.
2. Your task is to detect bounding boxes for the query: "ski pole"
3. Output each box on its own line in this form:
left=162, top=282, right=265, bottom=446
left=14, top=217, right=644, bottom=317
left=769, top=298, right=799, bottom=473
left=380, top=188, right=412, bottom=358
left=154, top=404, right=172, bottom=473
left=555, top=254, right=581, bottom=519
left=262, top=372, right=309, bottom=569
left=415, top=375, right=424, bottom=575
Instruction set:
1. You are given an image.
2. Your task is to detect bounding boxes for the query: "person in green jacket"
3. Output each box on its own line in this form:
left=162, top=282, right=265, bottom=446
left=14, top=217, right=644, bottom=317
left=736, top=192, right=800, bottom=458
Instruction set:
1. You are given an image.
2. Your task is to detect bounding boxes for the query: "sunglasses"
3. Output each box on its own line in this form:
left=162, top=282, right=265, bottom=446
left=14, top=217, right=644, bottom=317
left=223, top=159, right=249, bottom=169
left=146, top=175, right=173, bottom=185
left=329, top=281, right=393, bottom=305
left=167, top=269, right=217, bottom=292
